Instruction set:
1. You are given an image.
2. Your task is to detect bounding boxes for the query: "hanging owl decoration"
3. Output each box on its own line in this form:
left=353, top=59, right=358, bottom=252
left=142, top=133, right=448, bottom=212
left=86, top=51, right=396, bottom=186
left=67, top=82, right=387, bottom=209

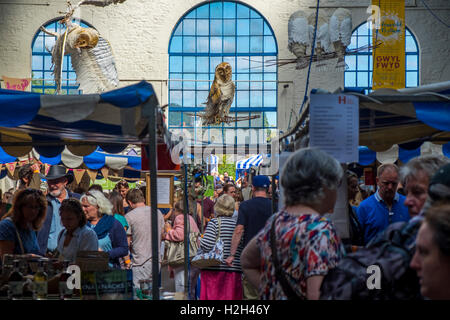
left=308, top=13, right=332, bottom=69
left=288, top=10, right=310, bottom=70
left=201, top=62, right=236, bottom=125
left=329, top=8, right=352, bottom=70
left=41, top=0, right=124, bottom=94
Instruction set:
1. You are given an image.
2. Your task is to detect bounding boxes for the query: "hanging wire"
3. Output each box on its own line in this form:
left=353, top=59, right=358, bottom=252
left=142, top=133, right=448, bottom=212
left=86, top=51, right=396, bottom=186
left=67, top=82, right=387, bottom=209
left=297, top=0, right=321, bottom=117
left=419, top=0, right=450, bottom=28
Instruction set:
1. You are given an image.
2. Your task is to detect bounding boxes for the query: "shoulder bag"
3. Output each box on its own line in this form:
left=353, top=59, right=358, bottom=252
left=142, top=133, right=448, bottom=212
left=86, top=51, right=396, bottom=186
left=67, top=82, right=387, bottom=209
left=191, top=218, right=224, bottom=268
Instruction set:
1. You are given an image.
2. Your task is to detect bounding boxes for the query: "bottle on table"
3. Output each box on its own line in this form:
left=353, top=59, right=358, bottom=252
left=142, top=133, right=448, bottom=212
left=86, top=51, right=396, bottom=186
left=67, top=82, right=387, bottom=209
left=8, top=260, right=24, bottom=300
left=33, top=259, right=48, bottom=300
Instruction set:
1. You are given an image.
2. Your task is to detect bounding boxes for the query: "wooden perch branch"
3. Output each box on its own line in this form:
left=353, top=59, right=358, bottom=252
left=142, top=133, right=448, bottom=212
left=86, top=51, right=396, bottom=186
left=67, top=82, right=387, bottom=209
left=40, top=26, right=58, bottom=37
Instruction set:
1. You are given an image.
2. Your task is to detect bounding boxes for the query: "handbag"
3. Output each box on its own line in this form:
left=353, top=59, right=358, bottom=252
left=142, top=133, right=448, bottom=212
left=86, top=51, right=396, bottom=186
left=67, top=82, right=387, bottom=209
left=162, top=231, right=200, bottom=267
left=191, top=218, right=224, bottom=268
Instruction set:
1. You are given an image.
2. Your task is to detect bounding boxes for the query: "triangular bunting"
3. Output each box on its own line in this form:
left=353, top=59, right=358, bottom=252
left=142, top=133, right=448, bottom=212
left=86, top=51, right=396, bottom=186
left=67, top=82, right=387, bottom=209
left=73, top=169, right=86, bottom=185
left=86, top=169, right=98, bottom=183
left=100, top=167, right=109, bottom=180
left=44, top=164, right=51, bottom=176
left=6, top=162, right=17, bottom=176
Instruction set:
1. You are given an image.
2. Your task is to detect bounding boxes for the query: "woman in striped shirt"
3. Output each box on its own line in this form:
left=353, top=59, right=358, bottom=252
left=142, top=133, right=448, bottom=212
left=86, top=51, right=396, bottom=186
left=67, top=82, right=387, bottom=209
left=199, top=194, right=243, bottom=300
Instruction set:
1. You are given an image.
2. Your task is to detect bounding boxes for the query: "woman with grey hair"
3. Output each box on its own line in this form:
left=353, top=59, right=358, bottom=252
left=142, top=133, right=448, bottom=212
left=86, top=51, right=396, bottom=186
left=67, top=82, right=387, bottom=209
left=199, top=194, right=243, bottom=300
left=241, top=148, right=345, bottom=300
left=81, top=189, right=128, bottom=268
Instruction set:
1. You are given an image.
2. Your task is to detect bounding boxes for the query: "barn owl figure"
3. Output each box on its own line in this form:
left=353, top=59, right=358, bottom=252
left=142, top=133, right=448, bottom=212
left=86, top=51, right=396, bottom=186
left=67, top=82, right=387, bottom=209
left=288, top=10, right=310, bottom=70
left=202, top=62, right=235, bottom=125
left=48, top=23, right=119, bottom=94
left=308, top=14, right=332, bottom=70
left=329, top=8, right=352, bottom=70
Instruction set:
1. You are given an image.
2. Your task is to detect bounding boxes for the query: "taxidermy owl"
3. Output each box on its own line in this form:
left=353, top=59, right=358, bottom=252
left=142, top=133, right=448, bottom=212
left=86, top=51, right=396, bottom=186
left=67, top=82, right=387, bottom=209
left=308, top=13, right=332, bottom=69
left=329, top=8, right=352, bottom=70
left=201, top=62, right=235, bottom=125
left=288, top=10, right=310, bottom=70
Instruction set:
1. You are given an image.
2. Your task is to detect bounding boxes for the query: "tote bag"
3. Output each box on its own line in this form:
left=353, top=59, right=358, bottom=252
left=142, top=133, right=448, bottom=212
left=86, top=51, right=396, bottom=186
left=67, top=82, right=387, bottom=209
left=191, top=218, right=224, bottom=268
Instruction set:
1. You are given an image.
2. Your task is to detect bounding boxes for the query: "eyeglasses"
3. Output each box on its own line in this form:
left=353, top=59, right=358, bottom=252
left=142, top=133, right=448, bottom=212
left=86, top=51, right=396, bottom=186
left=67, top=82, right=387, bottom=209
left=85, top=191, right=97, bottom=200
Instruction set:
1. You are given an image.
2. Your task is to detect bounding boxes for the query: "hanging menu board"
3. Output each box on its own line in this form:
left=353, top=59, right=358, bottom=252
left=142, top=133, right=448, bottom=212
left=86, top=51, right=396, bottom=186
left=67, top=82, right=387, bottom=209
left=310, top=94, right=359, bottom=163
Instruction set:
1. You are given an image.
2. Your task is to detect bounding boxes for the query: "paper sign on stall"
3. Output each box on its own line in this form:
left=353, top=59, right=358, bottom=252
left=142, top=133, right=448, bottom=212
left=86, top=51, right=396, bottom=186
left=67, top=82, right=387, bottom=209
left=309, top=94, right=359, bottom=163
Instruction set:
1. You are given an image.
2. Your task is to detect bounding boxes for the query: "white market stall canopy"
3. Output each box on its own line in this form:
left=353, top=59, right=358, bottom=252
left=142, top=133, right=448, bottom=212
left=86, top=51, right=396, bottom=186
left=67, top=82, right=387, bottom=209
left=236, top=154, right=264, bottom=170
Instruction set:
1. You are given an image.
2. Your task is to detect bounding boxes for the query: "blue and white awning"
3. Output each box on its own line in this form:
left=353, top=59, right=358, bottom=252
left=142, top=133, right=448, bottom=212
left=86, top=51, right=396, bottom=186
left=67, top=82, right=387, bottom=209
left=236, top=154, right=263, bottom=170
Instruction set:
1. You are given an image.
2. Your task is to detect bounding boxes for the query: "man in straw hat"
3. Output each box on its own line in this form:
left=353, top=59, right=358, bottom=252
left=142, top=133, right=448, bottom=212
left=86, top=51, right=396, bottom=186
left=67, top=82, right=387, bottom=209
left=37, top=165, right=80, bottom=256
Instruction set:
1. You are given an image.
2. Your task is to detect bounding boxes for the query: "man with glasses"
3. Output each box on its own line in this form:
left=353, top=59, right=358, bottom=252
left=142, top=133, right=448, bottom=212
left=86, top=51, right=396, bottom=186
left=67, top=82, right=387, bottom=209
left=37, top=165, right=80, bottom=256
left=356, top=163, right=410, bottom=245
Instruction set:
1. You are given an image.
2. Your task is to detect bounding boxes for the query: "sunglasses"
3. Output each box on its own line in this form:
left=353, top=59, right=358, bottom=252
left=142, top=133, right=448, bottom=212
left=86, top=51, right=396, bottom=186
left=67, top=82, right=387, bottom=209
left=85, top=191, right=97, bottom=200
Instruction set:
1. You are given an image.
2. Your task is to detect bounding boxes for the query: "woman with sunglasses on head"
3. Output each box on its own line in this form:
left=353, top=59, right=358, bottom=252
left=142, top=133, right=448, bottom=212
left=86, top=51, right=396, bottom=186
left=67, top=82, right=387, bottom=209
left=80, top=190, right=128, bottom=269
left=0, top=189, right=47, bottom=258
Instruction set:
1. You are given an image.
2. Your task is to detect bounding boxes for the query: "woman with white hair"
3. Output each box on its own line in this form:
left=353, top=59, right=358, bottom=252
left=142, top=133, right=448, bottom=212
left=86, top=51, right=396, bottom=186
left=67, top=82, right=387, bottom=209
left=81, top=190, right=128, bottom=269
left=241, top=148, right=345, bottom=300
left=199, top=194, right=243, bottom=300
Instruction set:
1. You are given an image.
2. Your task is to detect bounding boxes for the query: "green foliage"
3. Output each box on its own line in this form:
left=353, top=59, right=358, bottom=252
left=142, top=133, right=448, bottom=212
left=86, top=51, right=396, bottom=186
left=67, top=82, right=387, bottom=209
left=218, top=154, right=235, bottom=180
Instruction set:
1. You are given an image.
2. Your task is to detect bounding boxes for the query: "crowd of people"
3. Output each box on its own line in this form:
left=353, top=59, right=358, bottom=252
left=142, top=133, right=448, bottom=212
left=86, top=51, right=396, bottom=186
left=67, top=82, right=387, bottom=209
left=0, top=148, right=449, bottom=301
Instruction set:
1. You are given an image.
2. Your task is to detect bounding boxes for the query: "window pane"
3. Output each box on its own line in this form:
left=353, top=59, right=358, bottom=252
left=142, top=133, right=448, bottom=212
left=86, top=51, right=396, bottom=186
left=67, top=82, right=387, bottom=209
left=169, top=73, right=182, bottom=89
left=237, top=36, right=250, bottom=53
left=406, top=36, right=417, bottom=53
left=250, top=90, right=262, bottom=107
left=224, top=37, right=235, bottom=53
left=183, top=36, right=196, bottom=52
left=197, top=19, right=209, bottom=36
left=250, top=56, right=263, bottom=71
left=183, top=19, right=195, bottom=35
left=264, top=57, right=276, bottom=72
left=169, top=112, right=182, bottom=126
left=345, top=72, right=356, bottom=87
left=183, top=73, right=195, bottom=90
left=264, top=112, right=277, bottom=127
left=250, top=73, right=262, bottom=90
left=210, top=2, right=222, bottom=18
left=250, top=19, right=263, bottom=35
left=237, top=73, right=249, bottom=90
left=32, top=55, right=43, bottom=70
left=237, top=91, right=249, bottom=107
left=197, top=57, right=209, bottom=73
left=264, top=22, right=272, bottom=36
left=264, top=36, right=276, bottom=53
left=250, top=36, right=263, bottom=53
left=210, top=36, right=222, bottom=53
left=34, top=36, right=44, bottom=51
left=237, top=20, right=249, bottom=35
left=196, top=73, right=210, bottom=90
left=170, top=36, right=182, bottom=53
left=197, top=36, right=209, bottom=53
left=250, top=112, right=263, bottom=127
left=210, top=19, right=223, bottom=36
left=237, top=4, right=250, bottom=18
left=173, top=22, right=182, bottom=36
left=224, top=19, right=236, bottom=36
left=237, top=56, right=249, bottom=72
left=197, top=4, right=209, bottom=18
left=264, top=73, right=277, bottom=89
left=357, top=55, right=369, bottom=70
left=210, top=56, right=222, bottom=72
left=170, top=56, right=182, bottom=72
left=224, top=2, right=236, bottom=18
left=357, top=35, right=369, bottom=48
left=183, top=90, right=195, bottom=107
left=406, top=55, right=417, bottom=70
left=223, top=56, right=236, bottom=71
left=183, top=57, right=195, bottom=72
left=264, top=91, right=276, bottom=107
left=345, top=55, right=356, bottom=71
left=357, top=72, right=368, bottom=87
left=406, top=72, right=418, bottom=87
left=170, top=90, right=182, bottom=106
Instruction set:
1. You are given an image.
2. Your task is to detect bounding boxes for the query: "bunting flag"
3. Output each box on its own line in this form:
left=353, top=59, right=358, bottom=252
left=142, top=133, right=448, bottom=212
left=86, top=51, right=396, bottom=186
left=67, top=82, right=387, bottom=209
left=101, top=167, right=109, bottom=180
left=6, top=162, right=17, bottom=176
left=73, top=169, right=86, bottom=184
left=86, top=169, right=98, bottom=183
left=44, top=163, right=51, bottom=175
left=1, top=76, right=31, bottom=91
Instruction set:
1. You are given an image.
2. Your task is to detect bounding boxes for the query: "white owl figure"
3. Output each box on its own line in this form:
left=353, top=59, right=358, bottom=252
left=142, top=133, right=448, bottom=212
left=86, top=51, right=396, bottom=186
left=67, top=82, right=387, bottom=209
left=288, top=10, right=310, bottom=69
left=308, top=13, right=332, bottom=69
left=49, top=23, right=119, bottom=94
left=329, top=8, right=352, bottom=69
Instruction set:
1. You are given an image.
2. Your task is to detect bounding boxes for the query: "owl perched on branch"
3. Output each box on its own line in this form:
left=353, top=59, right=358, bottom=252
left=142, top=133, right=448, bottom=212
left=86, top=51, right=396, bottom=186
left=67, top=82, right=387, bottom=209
left=288, top=10, right=310, bottom=69
left=201, top=62, right=235, bottom=125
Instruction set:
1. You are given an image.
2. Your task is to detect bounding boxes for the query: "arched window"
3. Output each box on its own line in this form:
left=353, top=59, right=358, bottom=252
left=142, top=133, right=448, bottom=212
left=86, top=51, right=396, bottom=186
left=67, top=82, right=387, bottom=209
left=168, top=1, right=278, bottom=145
left=344, top=22, right=419, bottom=93
left=31, top=19, right=93, bottom=94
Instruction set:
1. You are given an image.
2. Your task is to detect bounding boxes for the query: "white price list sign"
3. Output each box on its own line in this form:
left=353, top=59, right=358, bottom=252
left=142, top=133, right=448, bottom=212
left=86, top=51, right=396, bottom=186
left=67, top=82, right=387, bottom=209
left=310, top=94, right=359, bottom=163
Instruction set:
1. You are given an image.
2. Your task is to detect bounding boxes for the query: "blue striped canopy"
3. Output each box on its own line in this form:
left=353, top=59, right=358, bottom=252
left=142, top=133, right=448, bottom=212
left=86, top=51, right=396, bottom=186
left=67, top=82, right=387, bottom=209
left=236, top=154, right=263, bottom=170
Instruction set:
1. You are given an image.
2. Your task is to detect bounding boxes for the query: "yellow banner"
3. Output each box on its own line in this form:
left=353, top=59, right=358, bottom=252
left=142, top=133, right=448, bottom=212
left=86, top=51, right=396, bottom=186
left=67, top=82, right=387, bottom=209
left=372, top=0, right=405, bottom=90
left=1, top=76, right=31, bottom=91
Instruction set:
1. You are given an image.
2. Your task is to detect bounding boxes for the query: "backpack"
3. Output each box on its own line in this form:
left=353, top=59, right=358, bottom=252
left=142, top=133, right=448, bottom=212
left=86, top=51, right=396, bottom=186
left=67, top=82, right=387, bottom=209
left=320, top=219, right=422, bottom=300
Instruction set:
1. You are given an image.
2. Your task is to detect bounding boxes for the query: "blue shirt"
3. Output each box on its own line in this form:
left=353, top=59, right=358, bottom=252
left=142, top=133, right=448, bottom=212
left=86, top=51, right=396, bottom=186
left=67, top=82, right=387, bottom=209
left=357, top=191, right=410, bottom=245
left=0, top=218, right=40, bottom=255
left=47, top=193, right=68, bottom=252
